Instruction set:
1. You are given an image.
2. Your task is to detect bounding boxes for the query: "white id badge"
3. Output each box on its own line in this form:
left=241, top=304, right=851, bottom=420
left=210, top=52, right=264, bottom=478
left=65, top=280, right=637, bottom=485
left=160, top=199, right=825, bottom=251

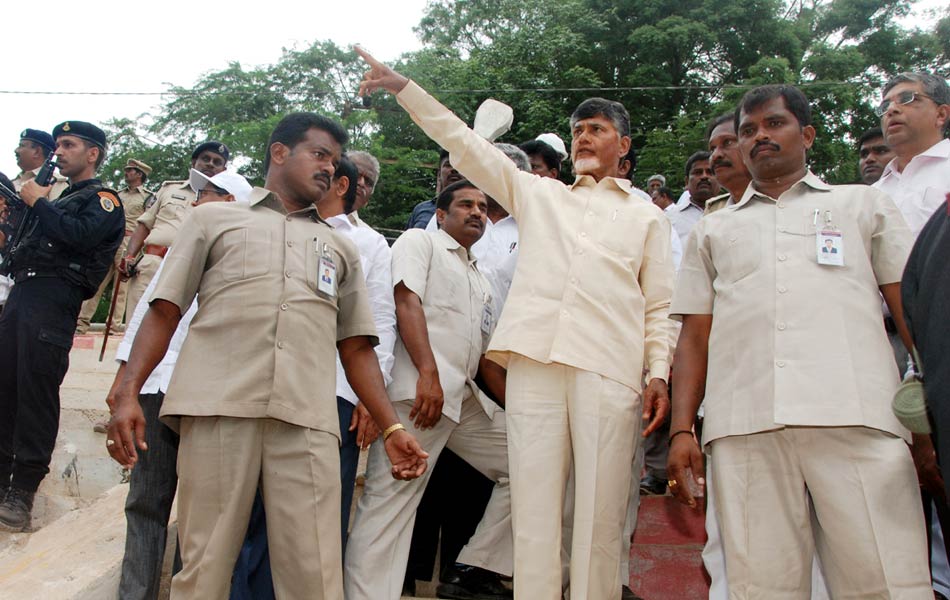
left=816, top=229, right=844, bottom=266
left=481, top=301, right=494, bottom=335
left=318, top=256, right=337, bottom=297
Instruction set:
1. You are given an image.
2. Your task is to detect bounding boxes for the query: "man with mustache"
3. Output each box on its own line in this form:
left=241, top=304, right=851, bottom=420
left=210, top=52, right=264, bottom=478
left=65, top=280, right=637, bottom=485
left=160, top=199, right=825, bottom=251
left=356, top=47, right=673, bottom=600
left=11, top=129, right=68, bottom=198
left=406, top=150, right=464, bottom=229
left=106, top=113, right=428, bottom=598
left=857, top=127, right=895, bottom=185
left=667, top=83, right=931, bottom=597
left=346, top=180, right=513, bottom=600
left=121, top=141, right=230, bottom=321
left=667, top=151, right=721, bottom=246
left=0, top=121, right=125, bottom=531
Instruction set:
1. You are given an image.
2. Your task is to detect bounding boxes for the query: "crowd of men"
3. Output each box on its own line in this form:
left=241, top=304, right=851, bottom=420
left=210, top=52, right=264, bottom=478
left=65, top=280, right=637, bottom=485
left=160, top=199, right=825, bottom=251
left=0, top=45, right=948, bottom=600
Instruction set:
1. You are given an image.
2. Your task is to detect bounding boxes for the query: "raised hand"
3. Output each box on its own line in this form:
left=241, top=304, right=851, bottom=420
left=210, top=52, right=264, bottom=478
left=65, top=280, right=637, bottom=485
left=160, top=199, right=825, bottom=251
left=353, top=46, right=409, bottom=97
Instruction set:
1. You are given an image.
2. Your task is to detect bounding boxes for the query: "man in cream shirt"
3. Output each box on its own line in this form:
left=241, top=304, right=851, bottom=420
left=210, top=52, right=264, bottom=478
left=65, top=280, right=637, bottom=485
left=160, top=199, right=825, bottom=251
left=356, top=48, right=674, bottom=599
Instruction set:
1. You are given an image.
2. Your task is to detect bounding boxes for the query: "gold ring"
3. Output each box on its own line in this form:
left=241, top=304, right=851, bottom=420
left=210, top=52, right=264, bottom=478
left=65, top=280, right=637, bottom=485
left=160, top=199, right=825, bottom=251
left=106, top=439, right=116, bottom=447
left=667, top=479, right=678, bottom=488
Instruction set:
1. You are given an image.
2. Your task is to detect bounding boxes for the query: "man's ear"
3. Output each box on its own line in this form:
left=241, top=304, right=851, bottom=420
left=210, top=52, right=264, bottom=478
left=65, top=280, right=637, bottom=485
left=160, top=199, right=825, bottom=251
left=336, top=175, right=350, bottom=197
left=269, top=142, right=289, bottom=166
left=802, top=125, right=816, bottom=150
left=435, top=207, right=446, bottom=229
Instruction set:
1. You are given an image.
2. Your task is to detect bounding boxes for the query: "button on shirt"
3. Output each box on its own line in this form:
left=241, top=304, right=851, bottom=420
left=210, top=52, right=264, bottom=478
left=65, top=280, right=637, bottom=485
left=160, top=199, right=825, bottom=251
left=138, top=180, right=196, bottom=247
left=397, top=81, right=674, bottom=391
left=116, top=259, right=197, bottom=394
left=387, top=228, right=497, bottom=423
left=152, top=188, right=378, bottom=436
left=874, top=138, right=950, bottom=237
left=325, top=213, right=397, bottom=406
left=671, top=172, right=914, bottom=444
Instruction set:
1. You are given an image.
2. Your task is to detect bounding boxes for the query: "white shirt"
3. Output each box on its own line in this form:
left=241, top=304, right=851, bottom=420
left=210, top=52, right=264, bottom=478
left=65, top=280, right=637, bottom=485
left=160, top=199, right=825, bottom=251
left=668, top=201, right=705, bottom=248
left=627, top=186, right=684, bottom=272
left=873, top=138, right=950, bottom=237
left=117, top=259, right=198, bottom=394
left=326, top=213, right=397, bottom=406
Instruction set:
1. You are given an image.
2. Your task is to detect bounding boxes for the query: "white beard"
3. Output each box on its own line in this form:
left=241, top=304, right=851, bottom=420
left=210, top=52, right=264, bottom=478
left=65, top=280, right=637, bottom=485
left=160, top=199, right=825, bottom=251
left=573, top=156, right=600, bottom=174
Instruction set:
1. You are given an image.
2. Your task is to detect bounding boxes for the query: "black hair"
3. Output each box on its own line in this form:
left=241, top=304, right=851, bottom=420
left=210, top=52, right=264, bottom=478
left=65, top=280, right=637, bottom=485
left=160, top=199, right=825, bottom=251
left=570, top=97, right=631, bottom=138
left=620, top=145, right=637, bottom=181
left=656, top=186, right=674, bottom=200
left=519, top=139, right=561, bottom=170
left=857, top=127, right=885, bottom=150
left=436, top=179, right=480, bottom=211
left=264, top=112, right=348, bottom=173
left=734, top=85, right=812, bottom=131
left=438, top=148, right=450, bottom=164
left=335, top=155, right=360, bottom=214
left=81, top=139, right=107, bottom=170
left=705, top=112, right=735, bottom=144
left=685, top=150, right=712, bottom=179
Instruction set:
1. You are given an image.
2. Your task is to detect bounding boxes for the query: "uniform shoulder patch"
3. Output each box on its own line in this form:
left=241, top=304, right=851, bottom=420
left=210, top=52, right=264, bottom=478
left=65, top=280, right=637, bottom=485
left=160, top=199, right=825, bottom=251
left=98, top=191, right=120, bottom=212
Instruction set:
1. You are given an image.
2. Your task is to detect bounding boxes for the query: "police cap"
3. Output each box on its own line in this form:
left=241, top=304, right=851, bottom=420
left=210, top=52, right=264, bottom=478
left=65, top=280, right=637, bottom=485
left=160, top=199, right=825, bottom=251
left=52, top=121, right=107, bottom=150
left=191, top=141, right=230, bottom=163
left=124, top=158, right=153, bottom=176
left=20, top=129, right=55, bottom=154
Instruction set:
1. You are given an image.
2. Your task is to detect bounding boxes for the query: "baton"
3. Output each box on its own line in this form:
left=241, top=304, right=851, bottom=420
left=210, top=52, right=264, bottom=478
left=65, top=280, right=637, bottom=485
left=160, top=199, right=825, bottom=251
left=99, top=273, right=123, bottom=362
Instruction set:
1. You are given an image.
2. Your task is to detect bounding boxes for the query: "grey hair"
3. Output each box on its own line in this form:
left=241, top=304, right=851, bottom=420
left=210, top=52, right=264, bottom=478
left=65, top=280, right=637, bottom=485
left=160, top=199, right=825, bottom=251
left=494, top=143, right=531, bottom=172
left=346, top=150, right=380, bottom=186
left=883, top=72, right=950, bottom=106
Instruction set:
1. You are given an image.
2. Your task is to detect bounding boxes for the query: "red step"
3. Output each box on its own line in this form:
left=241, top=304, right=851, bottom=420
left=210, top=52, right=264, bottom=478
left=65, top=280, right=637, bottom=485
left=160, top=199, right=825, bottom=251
left=629, top=495, right=710, bottom=599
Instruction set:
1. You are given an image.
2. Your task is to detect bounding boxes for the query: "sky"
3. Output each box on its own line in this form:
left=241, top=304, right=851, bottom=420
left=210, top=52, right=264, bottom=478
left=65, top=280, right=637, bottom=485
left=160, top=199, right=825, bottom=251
left=0, top=0, right=430, bottom=176
left=1, top=0, right=944, bottom=178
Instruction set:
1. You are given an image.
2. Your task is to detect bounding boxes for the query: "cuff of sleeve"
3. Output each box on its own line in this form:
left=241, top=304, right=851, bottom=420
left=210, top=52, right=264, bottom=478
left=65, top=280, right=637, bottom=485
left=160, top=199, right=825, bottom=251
left=395, top=80, right=425, bottom=108
left=648, top=360, right=671, bottom=383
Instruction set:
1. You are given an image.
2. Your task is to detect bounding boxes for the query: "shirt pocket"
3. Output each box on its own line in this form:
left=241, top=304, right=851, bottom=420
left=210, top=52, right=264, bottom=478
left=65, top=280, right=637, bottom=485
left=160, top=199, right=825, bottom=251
left=710, top=223, right=761, bottom=284
left=220, top=228, right=272, bottom=282
left=591, top=210, right=643, bottom=259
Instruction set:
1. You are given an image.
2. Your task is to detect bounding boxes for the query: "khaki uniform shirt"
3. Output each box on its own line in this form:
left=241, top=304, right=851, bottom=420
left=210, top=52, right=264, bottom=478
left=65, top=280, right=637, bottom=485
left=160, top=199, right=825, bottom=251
left=388, top=228, right=497, bottom=423
left=704, top=192, right=732, bottom=215
left=153, top=188, right=378, bottom=436
left=138, top=180, right=196, bottom=247
left=12, top=167, right=69, bottom=200
left=671, top=172, right=914, bottom=444
left=118, top=185, right=153, bottom=234
left=397, top=81, right=674, bottom=391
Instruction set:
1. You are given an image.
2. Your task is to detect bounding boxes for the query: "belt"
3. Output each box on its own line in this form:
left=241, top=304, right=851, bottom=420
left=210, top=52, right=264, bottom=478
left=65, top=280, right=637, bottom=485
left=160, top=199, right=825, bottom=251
left=143, top=244, right=169, bottom=258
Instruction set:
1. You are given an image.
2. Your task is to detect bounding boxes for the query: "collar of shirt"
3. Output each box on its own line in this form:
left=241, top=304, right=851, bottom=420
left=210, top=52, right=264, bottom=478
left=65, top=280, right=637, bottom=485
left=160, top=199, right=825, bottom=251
left=247, top=186, right=326, bottom=223
left=879, top=138, right=950, bottom=182
left=675, top=201, right=705, bottom=214
left=434, top=227, right=476, bottom=265
left=572, top=174, right=636, bottom=197
left=734, top=170, right=832, bottom=209
left=16, top=167, right=40, bottom=180
left=325, top=212, right=355, bottom=231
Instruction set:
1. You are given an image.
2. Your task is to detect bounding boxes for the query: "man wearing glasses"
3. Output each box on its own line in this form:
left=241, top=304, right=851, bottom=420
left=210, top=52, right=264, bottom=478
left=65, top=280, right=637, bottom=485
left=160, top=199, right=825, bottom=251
left=873, top=72, right=950, bottom=236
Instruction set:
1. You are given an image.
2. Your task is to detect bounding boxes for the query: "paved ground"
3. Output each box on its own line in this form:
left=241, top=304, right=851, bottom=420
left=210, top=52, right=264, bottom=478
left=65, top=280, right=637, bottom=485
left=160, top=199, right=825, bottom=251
left=0, top=330, right=710, bottom=599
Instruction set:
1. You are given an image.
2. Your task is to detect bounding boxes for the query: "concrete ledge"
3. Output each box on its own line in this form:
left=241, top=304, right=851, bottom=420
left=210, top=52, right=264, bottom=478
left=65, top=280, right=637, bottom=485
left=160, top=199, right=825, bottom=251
left=0, top=484, right=128, bottom=599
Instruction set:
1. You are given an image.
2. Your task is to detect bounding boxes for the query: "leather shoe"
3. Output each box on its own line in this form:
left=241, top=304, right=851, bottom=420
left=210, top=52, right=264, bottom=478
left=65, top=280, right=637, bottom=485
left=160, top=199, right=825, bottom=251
left=437, top=563, right=512, bottom=599
left=622, top=584, right=645, bottom=600
left=639, top=473, right=668, bottom=496
left=0, top=487, right=34, bottom=532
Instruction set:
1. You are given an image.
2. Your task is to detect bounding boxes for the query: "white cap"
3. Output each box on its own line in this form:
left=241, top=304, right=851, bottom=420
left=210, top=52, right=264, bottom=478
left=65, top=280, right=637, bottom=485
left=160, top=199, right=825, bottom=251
left=535, top=132, right=568, bottom=161
left=189, top=169, right=253, bottom=205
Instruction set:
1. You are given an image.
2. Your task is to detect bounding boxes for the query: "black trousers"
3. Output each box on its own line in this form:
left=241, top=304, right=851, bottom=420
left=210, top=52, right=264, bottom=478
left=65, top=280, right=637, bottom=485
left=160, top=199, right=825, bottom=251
left=0, top=277, right=83, bottom=493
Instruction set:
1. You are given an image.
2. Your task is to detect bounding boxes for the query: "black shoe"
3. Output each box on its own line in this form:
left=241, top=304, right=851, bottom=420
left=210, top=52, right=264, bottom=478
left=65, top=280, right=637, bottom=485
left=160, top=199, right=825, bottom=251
left=402, top=575, right=416, bottom=597
left=0, top=487, right=34, bottom=532
left=622, top=584, right=645, bottom=600
left=639, top=473, right=668, bottom=496
left=437, top=564, right=512, bottom=599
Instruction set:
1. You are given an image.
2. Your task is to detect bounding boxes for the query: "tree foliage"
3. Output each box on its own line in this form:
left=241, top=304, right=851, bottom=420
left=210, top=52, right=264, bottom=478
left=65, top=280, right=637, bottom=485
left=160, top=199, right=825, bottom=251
left=101, top=0, right=948, bottom=222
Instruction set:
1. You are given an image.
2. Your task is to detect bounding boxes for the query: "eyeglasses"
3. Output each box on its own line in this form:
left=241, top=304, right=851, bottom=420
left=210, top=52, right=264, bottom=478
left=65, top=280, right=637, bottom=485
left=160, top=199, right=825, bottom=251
left=875, top=91, right=933, bottom=117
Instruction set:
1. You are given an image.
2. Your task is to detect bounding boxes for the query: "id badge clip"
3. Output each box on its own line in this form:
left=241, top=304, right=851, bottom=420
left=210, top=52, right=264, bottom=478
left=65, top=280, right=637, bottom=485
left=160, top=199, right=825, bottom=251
left=814, top=209, right=844, bottom=267
left=481, top=293, right=494, bottom=335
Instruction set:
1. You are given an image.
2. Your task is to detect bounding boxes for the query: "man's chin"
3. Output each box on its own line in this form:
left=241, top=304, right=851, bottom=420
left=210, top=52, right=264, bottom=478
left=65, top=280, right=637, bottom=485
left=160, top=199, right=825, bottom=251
left=573, top=158, right=600, bottom=175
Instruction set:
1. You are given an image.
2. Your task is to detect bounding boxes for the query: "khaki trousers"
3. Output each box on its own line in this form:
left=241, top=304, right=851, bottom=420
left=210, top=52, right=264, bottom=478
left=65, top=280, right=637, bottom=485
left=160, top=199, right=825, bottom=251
left=506, top=355, right=640, bottom=600
left=344, top=395, right=511, bottom=600
left=126, top=253, right=161, bottom=324
left=171, top=416, right=341, bottom=600
left=711, top=426, right=931, bottom=600
left=76, top=237, right=130, bottom=330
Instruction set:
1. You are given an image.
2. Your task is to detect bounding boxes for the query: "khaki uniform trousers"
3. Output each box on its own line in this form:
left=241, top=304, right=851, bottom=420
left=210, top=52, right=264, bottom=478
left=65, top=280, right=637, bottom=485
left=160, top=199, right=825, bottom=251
left=171, top=416, right=341, bottom=599
left=506, top=355, right=641, bottom=600
left=711, top=426, right=931, bottom=599
left=125, top=253, right=162, bottom=323
left=76, top=237, right=130, bottom=331
left=344, top=395, right=511, bottom=600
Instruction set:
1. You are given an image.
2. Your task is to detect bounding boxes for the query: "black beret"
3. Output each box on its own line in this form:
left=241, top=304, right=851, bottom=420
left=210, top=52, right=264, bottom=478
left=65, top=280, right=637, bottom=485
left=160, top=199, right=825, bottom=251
left=52, top=121, right=107, bottom=150
left=20, top=129, right=55, bottom=154
left=191, top=141, right=230, bottom=163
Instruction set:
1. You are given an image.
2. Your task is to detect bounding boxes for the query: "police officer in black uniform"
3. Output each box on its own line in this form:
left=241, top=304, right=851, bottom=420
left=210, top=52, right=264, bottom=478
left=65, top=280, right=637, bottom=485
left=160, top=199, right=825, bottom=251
left=0, top=121, right=124, bottom=531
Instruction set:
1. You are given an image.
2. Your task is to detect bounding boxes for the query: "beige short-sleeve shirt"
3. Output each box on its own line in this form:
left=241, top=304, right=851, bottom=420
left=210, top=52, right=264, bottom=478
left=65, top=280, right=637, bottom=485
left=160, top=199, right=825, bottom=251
left=387, top=228, right=497, bottom=422
left=153, top=187, right=378, bottom=436
left=396, top=81, right=675, bottom=392
left=671, top=172, right=913, bottom=444
left=12, top=167, right=69, bottom=200
left=138, top=180, right=195, bottom=247
left=118, top=185, right=152, bottom=233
